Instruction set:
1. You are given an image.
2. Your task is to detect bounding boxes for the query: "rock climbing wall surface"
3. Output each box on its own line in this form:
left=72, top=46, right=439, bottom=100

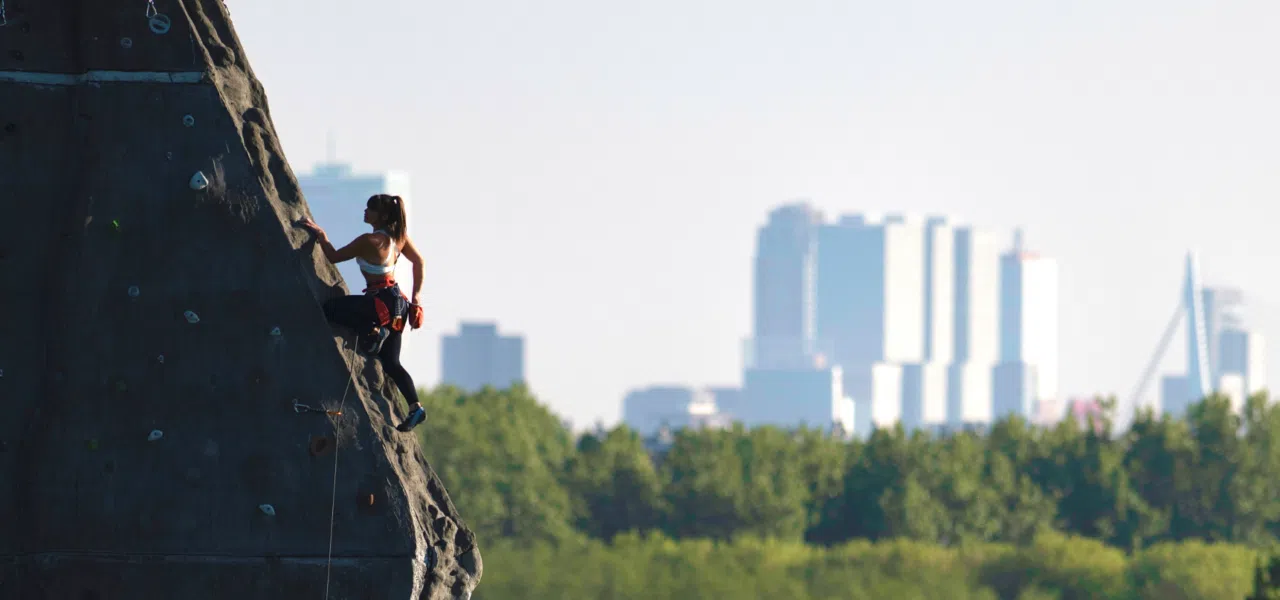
left=0, top=2, right=481, bottom=598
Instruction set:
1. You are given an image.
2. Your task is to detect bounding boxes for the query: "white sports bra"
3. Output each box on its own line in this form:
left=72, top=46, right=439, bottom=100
left=356, top=229, right=398, bottom=275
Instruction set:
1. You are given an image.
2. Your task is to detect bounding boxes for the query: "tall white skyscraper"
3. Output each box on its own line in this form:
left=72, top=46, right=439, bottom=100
left=948, top=226, right=1000, bottom=427
left=816, top=213, right=925, bottom=435
left=923, top=216, right=955, bottom=363
left=993, top=231, right=1060, bottom=421
left=902, top=216, right=953, bottom=431
left=297, top=160, right=413, bottom=293
left=441, top=322, right=526, bottom=393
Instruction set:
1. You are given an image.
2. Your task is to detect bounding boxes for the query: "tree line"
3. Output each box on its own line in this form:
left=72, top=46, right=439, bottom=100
left=414, top=384, right=1280, bottom=599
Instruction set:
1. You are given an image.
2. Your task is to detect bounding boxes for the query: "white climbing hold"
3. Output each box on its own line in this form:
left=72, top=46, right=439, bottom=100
left=269, top=326, right=281, bottom=336
left=189, top=171, right=209, bottom=191
left=147, top=429, right=163, bottom=441
left=183, top=310, right=200, bottom=324
left=258, top=504, right=276, bottom=516
left=128, top=285, right=140, bottom=298
left=182, top=115, right=195, bottom=127
left=157, top=355, right=165, bottom=364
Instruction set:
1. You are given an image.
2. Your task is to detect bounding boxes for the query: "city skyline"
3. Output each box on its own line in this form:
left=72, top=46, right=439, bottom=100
left=295, top=151, right=1273, bottom=431
left=230, top=0, right=1280, bottom=429
left=628, top=204, right=1052, bottom=438
left=627, top=204, right=1268, bottom=436
left=748, top=208, right=1057, bottom=436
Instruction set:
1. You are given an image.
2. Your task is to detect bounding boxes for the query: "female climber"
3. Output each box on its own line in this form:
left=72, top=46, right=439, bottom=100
left=300, top=194, right=428, bottom=432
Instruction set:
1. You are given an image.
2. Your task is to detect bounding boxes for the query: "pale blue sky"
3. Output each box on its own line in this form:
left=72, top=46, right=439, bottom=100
left=229, top=1, right=1280, bottom=430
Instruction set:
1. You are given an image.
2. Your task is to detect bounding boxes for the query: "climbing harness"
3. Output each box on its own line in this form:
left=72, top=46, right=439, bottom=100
left=293, top=399, right=342, bottom=416
left=363, top=277, right=412, bottom=333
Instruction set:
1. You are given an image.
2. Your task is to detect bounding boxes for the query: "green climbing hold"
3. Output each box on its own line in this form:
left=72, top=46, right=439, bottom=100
left=115, top=381, right=127, bottom=392
left=86, top=438, right=99, bottom=451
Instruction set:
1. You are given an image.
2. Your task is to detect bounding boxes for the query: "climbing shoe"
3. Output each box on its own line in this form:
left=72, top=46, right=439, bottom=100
left=358, top=326, right=391, bottom=356
left=397, top=406, right=427, bottom=432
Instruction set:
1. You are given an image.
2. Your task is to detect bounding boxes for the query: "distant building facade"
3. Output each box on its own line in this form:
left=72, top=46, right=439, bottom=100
left=749, top=202, right=823, bottom=370
left=441, top=322, right=525, bottom=392
left=622, top=386, right=731, bottom=435
left=1218, top=328, right=1266, bottom=405
left=949, top=225, right=1000, bottom=428
left=993, top=230, right=1060, bottom=422
left=1067, top=397, right=1107, bottom=434
left=815, top=213, right=924, bottom=436
left=740, top=362, right=854, bottom=434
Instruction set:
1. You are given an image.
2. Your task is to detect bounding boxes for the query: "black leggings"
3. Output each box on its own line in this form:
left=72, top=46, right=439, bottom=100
left=322, top=294, right=420, bottom=407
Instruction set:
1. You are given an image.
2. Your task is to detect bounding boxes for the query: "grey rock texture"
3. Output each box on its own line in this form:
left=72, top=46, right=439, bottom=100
left=0, top=1, right=481, bottom=598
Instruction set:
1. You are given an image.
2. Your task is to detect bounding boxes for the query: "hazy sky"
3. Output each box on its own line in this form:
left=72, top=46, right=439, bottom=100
left=228, top=0, right=1280, bottom=430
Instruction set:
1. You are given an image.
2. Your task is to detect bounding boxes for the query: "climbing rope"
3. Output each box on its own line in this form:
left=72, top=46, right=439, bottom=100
left=1, top=0, right=8, bottom=27
left=145, top=0, right=158, bottom=18
left=323, top=372, right=355, bottom=599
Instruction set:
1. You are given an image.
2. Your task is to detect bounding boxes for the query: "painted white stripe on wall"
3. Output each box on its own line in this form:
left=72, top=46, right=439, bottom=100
left=0, top=70, right=206, bottom=85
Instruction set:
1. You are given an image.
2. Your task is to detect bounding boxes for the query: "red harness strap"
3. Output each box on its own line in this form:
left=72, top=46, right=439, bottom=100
left=362, top=274, right=396, bottom=294
left=363, top=276, right=410, bottom=333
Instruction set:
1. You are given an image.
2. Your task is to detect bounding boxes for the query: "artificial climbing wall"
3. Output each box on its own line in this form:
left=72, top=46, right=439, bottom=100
left=0, top=2, right=481, bottom=598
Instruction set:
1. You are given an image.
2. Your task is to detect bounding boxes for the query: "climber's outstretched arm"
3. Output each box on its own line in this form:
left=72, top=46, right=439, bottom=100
left=300, top=218, right=370, bottom=264
left=401, top=236, right=425, bottom=304
left=324, top=235, right=372, bottom=264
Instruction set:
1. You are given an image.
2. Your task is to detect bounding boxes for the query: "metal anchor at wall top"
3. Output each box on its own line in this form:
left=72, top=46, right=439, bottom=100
left=145, top=0, right=171, bottom=34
